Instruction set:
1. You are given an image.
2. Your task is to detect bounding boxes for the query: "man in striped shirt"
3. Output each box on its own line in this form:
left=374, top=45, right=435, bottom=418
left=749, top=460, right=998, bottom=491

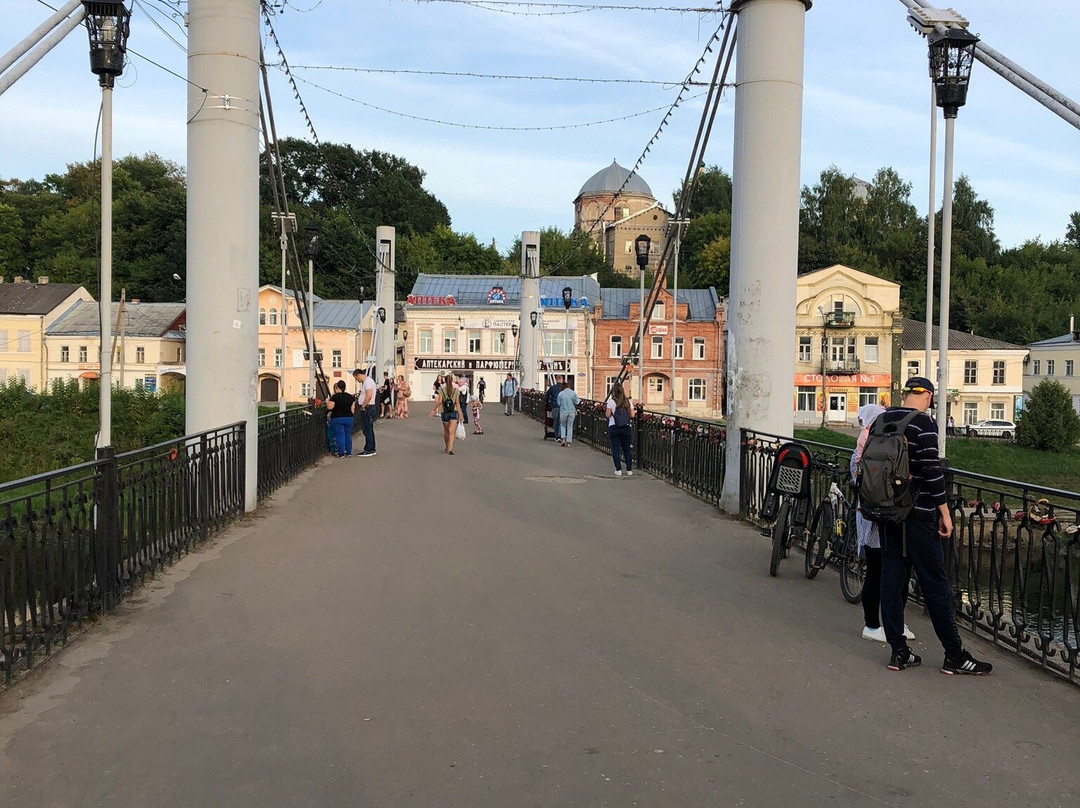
left=878, top=377, right=992, bottom=675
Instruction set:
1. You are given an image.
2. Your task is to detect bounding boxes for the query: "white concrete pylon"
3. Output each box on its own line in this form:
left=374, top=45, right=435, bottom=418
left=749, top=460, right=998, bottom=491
left=186, top=0, right=262, bottom=512
left=375, top=226, right=396, bottom=382
left=519, top=231, right=540, bottom=391
left=720, top=0, right=812, bottom=514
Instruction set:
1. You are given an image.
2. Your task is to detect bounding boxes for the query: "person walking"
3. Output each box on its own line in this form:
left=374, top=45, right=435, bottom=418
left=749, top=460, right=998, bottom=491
left=557, top=381, right=580, bottom=446
left=546, top=375, right=563, bottom=442
left=878, top=377, right=992, bottom=675
left=352, top=367, right=378, bottom=457
left=501, top=373, right=517, bottom=416
left=395, top=375, right=411, bottom=419
left=429, top=371, right=464, bottom=454
left=457, top=376, right=470, bottom=427
left=471, top=390, right=484, bottom=435
left=605, top=381, right=634, bottom=476
left=477, top=376, right=486, bottom=404
left=850, top=403, right=913, bottom=644
left=326, top=380, right=356, bottom=457
left=380, top=372, right=395, bottom=419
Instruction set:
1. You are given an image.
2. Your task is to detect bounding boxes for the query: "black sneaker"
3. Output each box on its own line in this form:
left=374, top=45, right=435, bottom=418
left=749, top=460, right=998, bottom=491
left=888, top=648, right=922, bottom=671
left=941, top=650, right=992, bottom=676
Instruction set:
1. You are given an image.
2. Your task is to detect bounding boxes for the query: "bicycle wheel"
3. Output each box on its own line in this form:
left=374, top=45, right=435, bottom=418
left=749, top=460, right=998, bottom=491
left=839, top=532, right=865, bottom=604
left=769, top=498, right=790, bottom=577
left=805, top=500, right=832, bottom=579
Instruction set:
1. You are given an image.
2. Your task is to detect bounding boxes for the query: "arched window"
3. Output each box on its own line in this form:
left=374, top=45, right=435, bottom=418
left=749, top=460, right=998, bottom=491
left=259, top=308, right=266, bottom=325
left=268, top=308, right=278, bottom=325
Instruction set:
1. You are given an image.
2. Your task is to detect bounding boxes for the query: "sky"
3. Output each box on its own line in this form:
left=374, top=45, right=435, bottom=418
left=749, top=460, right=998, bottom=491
left=1, top=0, right=1078, bottom=256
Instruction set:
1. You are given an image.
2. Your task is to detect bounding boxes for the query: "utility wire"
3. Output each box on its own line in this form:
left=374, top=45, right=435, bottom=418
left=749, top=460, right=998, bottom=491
left=407, top=0, right=724, bottom=14
left=287, top=63, right=713, bottom=88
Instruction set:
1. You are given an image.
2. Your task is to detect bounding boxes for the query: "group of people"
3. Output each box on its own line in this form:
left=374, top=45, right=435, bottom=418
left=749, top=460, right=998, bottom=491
left=544, top=375, right=581, bottom=446
left=851, top=376, right=992, bottom=676
left=324, top=367, right=381, bottom=458
left=376, top=373, right=412, bottom=420
left=429, top=372, right=485, bottom=454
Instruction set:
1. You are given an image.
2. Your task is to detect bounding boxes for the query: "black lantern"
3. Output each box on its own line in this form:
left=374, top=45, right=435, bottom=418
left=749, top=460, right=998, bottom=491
left=511, top=323, right=519, bottom=337
left=305, top=224, right=319, bottom=258
left=529, top=311, right=538, bottom=328
left=634, top=234, right=652, bottom=269
left=401, top=330, right=408, bottom=341
left=358, top=285, right=365, bottom=306
left=929, top=28, right=979, bottom=118
left=458, top=317, right=465, bottom=331
left=561, top=286, right=573, bottom=311
left=82, top=2, right=131, bottom=87
left=377, top=306, right=386, bottom=323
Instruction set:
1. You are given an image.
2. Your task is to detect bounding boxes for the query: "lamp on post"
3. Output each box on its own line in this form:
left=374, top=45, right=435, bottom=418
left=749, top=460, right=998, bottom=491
left=817, top=306, right=828, bottom=429
left=270, top=211, right=296, bottom=412
left=529, top=310, right=538, bottom=328
left=928, top=24, right=978, bottom=457
left=634, top=234, right=651, bottom=403
left=561, top=286, right=573, bottom=385
left=82, top=0, right=131, bottom=452
left=304, top=224, right=319, bottom=399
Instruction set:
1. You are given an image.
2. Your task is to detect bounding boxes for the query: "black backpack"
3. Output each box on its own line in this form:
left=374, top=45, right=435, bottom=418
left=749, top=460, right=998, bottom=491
left=612, top=404, right=632, bottom=428
left=441, top=388, right=456, bottom=414
left=857, top=409, right=922, bottom=523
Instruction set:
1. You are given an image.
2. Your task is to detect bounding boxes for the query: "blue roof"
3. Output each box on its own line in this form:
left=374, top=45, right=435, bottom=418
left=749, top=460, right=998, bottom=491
left=408, top=274, right=602, bottom=309
left=313, top=300, right=370, bottom=329
left=1029, top=332, right=1079, bottom=347
left=599, top=287, right=720, bottom=322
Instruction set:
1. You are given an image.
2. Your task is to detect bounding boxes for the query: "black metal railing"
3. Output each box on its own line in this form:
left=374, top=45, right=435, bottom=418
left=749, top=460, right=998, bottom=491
left=257, top=406, right=334, bottom=500
left=0, top=423, right=245, bottom=683
left=518, top=390, right=726, bottom=505
left=741, top=428, right=1080, bottom=685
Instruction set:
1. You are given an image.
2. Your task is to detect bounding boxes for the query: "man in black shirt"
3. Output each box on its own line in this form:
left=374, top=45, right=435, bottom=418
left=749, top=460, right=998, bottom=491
left=879, top=377, right=992, bottom=675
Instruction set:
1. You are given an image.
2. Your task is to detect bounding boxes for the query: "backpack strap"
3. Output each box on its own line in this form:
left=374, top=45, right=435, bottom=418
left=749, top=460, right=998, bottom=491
left=875, top=408, right=922, bottom=437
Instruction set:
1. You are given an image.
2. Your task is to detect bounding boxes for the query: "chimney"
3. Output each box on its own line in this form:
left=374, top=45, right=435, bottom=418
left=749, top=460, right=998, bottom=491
left=14, top=276, right=24, bottom=283
left=1072, top=315, right=1078, bottom=342
left=130, top=298, right=141, bottom=304
left=37, top=276, right=48, bottom=284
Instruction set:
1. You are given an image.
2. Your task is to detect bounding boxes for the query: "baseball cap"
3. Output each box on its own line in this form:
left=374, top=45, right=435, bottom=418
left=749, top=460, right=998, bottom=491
left=902, top=376, right=935, bottom=395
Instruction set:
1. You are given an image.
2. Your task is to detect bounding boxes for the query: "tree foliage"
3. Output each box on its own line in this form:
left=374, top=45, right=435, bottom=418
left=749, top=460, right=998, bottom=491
left=1016, top=379, right=1080, bottom=452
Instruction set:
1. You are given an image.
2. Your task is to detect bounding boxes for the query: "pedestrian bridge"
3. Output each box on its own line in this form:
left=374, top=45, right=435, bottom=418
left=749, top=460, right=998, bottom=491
left=1, top=410, right=1078, bottom=807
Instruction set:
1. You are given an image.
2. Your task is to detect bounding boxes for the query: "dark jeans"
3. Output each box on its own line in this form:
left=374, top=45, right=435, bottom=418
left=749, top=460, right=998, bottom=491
left=881, top=514, right=962, bottom=657
left=550, top=405, right=560, bottom=439
left=360, top=404, right=377, bottom=452
left=862, top=546, right=909, bottom=630
left=329, top=416, right=353, bottom=456
left=607, top=424, right=633, bottom=471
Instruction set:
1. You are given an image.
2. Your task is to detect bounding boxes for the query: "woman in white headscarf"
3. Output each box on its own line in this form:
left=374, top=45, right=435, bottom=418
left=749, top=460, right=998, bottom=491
left=852, top=403, right=913, bottom=643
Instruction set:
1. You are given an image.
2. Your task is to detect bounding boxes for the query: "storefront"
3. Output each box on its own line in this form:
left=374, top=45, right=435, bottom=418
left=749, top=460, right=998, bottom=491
left=793, top=372, right=892, bottom=425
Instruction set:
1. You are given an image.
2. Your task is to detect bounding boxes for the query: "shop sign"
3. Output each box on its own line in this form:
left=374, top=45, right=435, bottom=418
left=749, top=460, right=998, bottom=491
left=486, top=286, right=507, bottom=304
left=406, top=294, right=456, bottom=306
left=415, top=357, right=517, bottom=371
left=797, top=373, right=890, bottom=386
left=483, top=318, right=518, bottom=329
left=540, top=296, right=589, bottom=308
left=538, top=360, right=570, bottom=372
left=648, top=324, right=668, bottom=335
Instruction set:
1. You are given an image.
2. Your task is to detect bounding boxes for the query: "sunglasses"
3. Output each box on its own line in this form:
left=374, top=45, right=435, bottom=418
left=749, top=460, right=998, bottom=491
left=903, top=387, right=933, bottom=396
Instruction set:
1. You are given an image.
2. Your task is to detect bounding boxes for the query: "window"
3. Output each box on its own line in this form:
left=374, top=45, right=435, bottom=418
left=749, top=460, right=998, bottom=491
left=60, top=346, right=69, bottom=363
left=964, top=361, right=977, bottom=385
left=1047, top=360, right=1056, bottom=376
left=605, top=376, right=622, bottom=395
left=610, top=335, right=623, bottom=358
left=674, top=337, right=684, bottom=360
left=651, top=336, right=663, bottom=359
left=906, top=360, right=920, bottom=378
left=468, top=331, right=481, bottom=354
left=136, top=347, right=145, bottom=363
left=419, top=329, right=433, bottom=354
left=688, top=378, right=706, bottom=401
left=798, top=336, right=812, bottom=363
left=963, top=402, right=978, bottom=425
left=1033, top=360, right=1041, bottom=375
left=1068, top=360, right=1075, bottom=377
left=543, top=331, right=568, bottom=357
left=259, top=308, right=266, bottom=325
left=858, top=388, right=879, bottom=407
left=653, top=302, right=666, bottom=321
left=258, top=348, right=265, bottom=367
left=16, top=369, right=30, bottom=385
left=990, top=402, right=1006, bottom=420
left=300, top=382, right=312, bottom=398
left=274, top=348, right=282, bottom=367
left=79, top=346, right=88, bottom=363
left=17, top=331, right=30, bottom=353
left=693, top=337, right=705, bottom=360
left=993, top=361, right=1005, bottom=384
left=796, top=386, right=817, bottom=412
left=115, top=347, right=122, bottom=364
left=864, top=336, right=879, bottom=364
left=443, top=329, right=456, bottom=354
left=0, top=331, right=6, bottom=352
left=332, top=350, right=342, bottom=368
left=268, top=308, right=278, bottom=326
left=177, top=347, right=183, bottom=362
left=647, top=376, right=665, bottom=395
left=494, top=332, right=507, bottom=355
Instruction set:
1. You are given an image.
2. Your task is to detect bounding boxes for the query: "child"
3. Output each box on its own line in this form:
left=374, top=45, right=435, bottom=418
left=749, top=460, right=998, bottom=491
left=471, top=392, right=483, bottom=434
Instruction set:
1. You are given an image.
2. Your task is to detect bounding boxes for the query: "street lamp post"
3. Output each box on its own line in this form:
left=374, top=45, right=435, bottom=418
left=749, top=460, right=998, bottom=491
left=82, top=1, right=130, bottom=451
left=634, top=234, right=651, bottom=404
left=270, top=211, right=296, bottom=412
left=305, top=225, right=318, bottom=400
left=927, top=25, right=979, bottom=456
left=668, top=220, right=687, bottom=415
left=817, top=307, right=828, bottom=429
left=561, top=286, right=573, bottom=387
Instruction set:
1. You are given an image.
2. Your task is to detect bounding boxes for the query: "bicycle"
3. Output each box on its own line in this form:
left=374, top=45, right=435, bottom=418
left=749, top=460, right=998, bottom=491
left=803, top=460, right=864, bottom=604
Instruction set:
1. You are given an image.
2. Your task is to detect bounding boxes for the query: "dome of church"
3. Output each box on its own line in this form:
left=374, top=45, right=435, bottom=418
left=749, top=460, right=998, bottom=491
left=576, top=160, right=653, bottom=199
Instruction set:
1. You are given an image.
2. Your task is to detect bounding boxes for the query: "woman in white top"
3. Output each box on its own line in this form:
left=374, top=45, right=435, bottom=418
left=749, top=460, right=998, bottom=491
left=604, top=381, right=635, bottom=476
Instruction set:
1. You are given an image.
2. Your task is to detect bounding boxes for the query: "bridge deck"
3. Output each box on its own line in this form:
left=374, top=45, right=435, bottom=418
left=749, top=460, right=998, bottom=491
left=1, top=412, right=1077, bottom=807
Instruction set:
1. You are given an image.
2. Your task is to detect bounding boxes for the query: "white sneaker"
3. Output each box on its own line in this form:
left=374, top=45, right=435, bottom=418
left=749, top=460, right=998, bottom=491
left=904, top=625, right=916, bottom=640
left=614, top=470, right=623, bottom=476
left=626, top=470, right=633, bottom=476
left=862, top=626, right=887, bottom=643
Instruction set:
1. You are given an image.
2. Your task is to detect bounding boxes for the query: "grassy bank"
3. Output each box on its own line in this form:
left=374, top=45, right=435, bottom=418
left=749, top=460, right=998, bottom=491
left=795, top=427, right=1080, bottom=493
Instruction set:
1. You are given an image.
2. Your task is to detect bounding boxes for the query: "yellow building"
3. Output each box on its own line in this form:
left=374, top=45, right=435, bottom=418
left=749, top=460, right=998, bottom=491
left=794, top=265, right=903, bottom=425
left=256, top=286, right=373, bottom=403
left=0, top=277, right=92, bottom=390
left=1025, top=324, right=1080, bottom=414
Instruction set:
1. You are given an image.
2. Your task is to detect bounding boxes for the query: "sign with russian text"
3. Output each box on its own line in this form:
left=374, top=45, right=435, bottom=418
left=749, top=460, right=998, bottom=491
left=407, top=294, right=457, bottom=306
left=540, top=296, right=589, bottom=309
left=486, top=286, right=506, bottom=304
left=797, top=373, right=891, bottom=386
left=415, top=358, right=517, bottom=371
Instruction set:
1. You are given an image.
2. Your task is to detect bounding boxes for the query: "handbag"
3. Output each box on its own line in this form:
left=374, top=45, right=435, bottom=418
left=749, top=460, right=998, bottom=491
left=455, top=421, right=466, bottom=440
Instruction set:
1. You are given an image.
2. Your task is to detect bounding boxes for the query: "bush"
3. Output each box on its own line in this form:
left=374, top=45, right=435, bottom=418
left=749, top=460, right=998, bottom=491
left=1016, top=379, right=1080, bottom=451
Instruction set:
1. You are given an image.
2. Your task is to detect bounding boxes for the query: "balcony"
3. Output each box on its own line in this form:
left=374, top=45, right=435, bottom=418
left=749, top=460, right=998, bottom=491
left=826, top=358, right=860, bottom=374
left=824, top=311, right=856, bottom=328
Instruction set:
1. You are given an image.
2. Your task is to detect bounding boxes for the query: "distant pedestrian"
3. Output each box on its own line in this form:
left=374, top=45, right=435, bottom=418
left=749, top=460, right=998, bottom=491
left=352, top=367, right=378, bottom=457
left=430, top=371, right=464, bottom=454
left=946, top=413, right=955, bottom=437
left=395, top=375, right=411, bottom=419
left=478, top=376, right=487, bottom=403
left=380, top=372, right=395, bottom=419
left=501, top=373, right=517, bottom=415
left=326, top=380, right=356, bottom=458
left=457, top=376, right=470, bottom=426
left=546, top=375, right=563, bottom=442
left=433, top=375, right=443, bottom=400
left=605, top=381, right=634, bottom=476
left=557, top=382, right=580, bottom=446
left=471, top=391, right=484, bottom=434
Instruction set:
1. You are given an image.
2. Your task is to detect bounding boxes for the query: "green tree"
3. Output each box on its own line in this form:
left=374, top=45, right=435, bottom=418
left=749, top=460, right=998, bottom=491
left=673, top=165, right=732, bottom=218
left=948, top=174, right=999, bottom=263
left=1016, top=379, right=1080, bottom=451
left=504, top=227, right=608, bottom=280
left=679, top=211, right=730, bottom=290
left=1066, top=211, right=1080, bottom=250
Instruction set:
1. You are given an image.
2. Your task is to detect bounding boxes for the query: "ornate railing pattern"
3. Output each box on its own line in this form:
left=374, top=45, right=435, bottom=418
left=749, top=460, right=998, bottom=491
left=257, top=407, right=332, bottom=500
left=742, top=428, right=1080, bottom=684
